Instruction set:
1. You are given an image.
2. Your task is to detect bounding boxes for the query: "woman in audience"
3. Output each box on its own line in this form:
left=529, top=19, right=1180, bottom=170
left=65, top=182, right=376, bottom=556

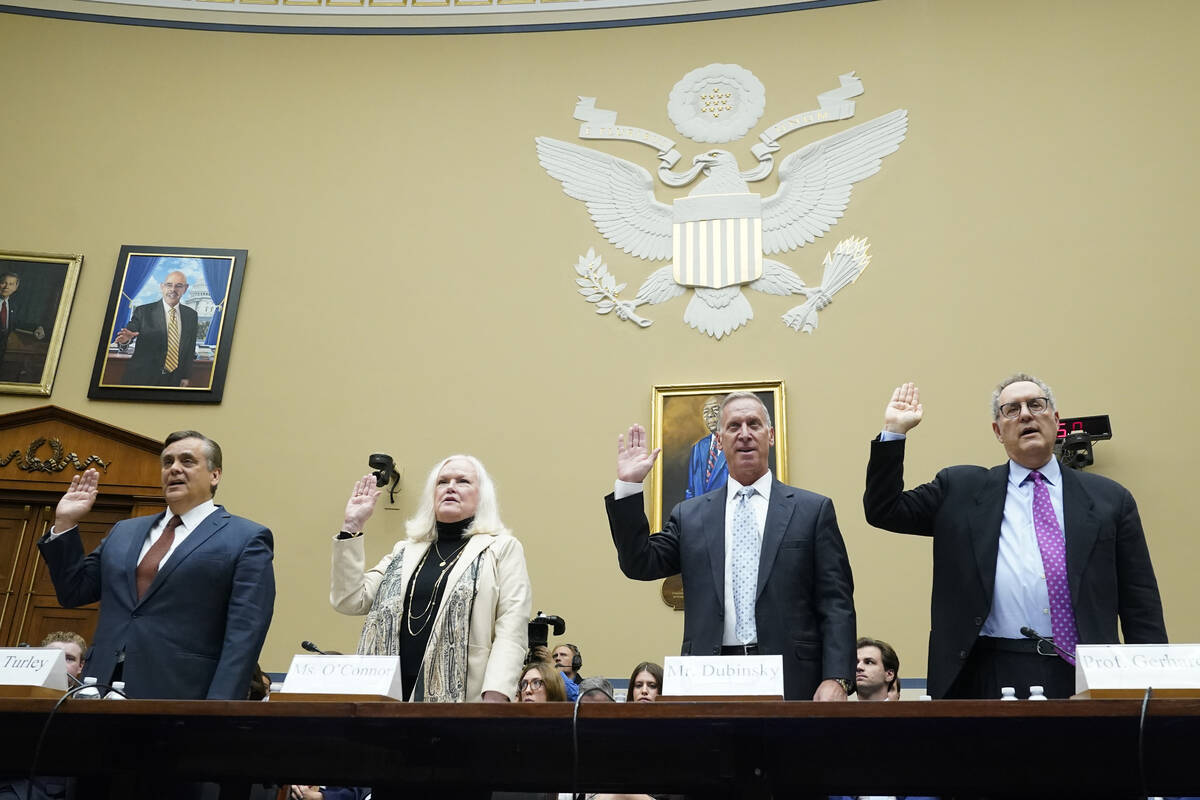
left=517, top=660, right=567, bottom=702
left=626, top=662, right=663, bottom=702
left=330, top=455, right=532, bottom=702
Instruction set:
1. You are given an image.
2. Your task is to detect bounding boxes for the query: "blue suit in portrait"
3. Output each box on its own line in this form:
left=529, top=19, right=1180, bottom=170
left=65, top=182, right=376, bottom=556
left=38, top=507, right=275, bottom=700
left=685, top=433, right=727, bottom=499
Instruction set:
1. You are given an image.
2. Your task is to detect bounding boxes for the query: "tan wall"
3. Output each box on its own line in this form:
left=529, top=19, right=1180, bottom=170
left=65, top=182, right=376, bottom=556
left=1, top=0, right=1197, bottom=684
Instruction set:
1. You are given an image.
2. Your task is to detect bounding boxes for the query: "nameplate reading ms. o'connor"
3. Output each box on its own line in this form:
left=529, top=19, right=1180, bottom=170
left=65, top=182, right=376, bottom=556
left=280, top=654, right=404, bottom=700
left=1075, top=644, right=1200, bottom=698
left=0, top=648, right=69, bottom=692
left=664, top=655, right=784, bottom=698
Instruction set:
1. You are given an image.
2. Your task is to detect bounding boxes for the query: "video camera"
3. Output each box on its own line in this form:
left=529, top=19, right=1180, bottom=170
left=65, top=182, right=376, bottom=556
left=527, top=611, right=566, bottom=663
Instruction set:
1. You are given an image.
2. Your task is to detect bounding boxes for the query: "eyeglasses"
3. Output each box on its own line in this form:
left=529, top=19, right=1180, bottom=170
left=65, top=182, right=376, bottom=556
left=519, top=678, right=546, bottom=692
left=997, top=397, right=1051, bottom=419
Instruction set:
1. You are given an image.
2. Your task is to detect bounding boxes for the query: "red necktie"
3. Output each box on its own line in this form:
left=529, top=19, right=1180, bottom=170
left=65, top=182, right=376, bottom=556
left=1, top=300, right=8, bottom=330
left=136, top=515, right=182, bottom=599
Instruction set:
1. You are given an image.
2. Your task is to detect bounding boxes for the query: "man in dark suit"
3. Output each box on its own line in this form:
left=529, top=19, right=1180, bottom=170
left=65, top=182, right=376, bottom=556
left=39, top=429, right=275, bottom=700
left=0, top=271, right=46, bottom=366
left=864, top=376, right=1167, bottom=699
left=606, top=391, right=856, bottom=701
left=115, top=270, right=198, bottom=387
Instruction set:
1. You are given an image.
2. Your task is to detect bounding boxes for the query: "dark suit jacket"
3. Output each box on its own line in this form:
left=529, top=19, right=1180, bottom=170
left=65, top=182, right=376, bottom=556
left=0, top=296, right=39, bottom=362
left=863, top=437, right=1167, bottom=699
left=122, top=300, right=198, bottom=386
left=606, top=480, right=856, bottom=700
left=38, top=507, right=275, bottom=700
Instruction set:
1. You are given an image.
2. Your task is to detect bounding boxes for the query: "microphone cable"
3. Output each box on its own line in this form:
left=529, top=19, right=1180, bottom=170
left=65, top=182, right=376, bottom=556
left=1137, top=685, right=1153, bottom=800
left=570, top=691, right=584, bottom=800
left=27, top=681, right=127, bottom=800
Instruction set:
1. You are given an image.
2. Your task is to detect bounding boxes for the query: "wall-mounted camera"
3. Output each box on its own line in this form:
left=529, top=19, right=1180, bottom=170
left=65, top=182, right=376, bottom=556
left=1054, top=415, right=1112, bottom=470
left=369, top=453, right=401, bottom=504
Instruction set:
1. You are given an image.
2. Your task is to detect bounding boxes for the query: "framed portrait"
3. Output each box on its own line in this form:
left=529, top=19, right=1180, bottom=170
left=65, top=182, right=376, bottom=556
left=87, top=245, right=247, bottom=403
left=0, top=250, right=83, bottom=397
left=649, top=380, right=788, bottom=609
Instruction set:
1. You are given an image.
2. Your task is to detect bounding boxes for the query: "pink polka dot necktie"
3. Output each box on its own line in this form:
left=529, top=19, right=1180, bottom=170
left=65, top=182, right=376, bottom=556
left=731, top=486, right=759, bottom=643
left=1030, top=471, right=1078, bottom=665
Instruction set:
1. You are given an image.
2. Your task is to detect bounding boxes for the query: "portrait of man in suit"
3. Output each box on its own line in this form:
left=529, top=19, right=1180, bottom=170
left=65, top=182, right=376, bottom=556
left=864, top=375, right=1167, bottom=699
left=113, top=270, right=198, bottom=387
left=38, top=430, right=275, bottom=701
left=606, top=391, right=857, bottom=701
left=684, top=394, right=728, bottom=500
left=0, top=271, right=47, bottom=374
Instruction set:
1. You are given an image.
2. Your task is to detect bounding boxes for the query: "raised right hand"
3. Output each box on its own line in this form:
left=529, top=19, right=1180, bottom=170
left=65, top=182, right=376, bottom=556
left=54, top=469, right=99, bottom=531
left=343, top=474, right=382, bottom=533
left=616, top=424, right=661, bottom=483
left=884, top=382, right=924, bottom=434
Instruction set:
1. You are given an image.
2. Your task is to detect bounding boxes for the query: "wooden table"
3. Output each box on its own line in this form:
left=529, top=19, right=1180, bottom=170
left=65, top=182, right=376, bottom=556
left=1, top=697, right=1197, bottom=798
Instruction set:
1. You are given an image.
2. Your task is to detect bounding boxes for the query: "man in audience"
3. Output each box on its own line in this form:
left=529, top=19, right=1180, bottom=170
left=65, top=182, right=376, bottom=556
left=551, top=643, right=583, bottom=685
left=855, top=636, right=899, bottom=702
left=578, top=676, right=616, bottom=703
left=41, top=631, right=86, bottom=682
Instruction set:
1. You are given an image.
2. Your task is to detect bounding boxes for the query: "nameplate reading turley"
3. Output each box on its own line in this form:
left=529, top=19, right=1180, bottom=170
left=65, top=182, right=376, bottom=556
left=1076, top=644, right=1200, bottom=698
left=0, top=648, right=69, bottom=697
left=276, top=654, right=404, bottom=701
left=663, top=655, right=784, bottom=699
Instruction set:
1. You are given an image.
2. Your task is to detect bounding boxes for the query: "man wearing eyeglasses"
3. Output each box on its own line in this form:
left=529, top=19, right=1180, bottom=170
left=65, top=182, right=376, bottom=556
left=864, top=374, right=1166, bottom=699
left=113, top=270, right=198, bottom=387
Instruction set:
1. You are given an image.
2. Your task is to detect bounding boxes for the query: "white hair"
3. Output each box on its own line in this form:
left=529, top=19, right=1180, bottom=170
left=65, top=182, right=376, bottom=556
left=405, top=454, right=509, bottom=542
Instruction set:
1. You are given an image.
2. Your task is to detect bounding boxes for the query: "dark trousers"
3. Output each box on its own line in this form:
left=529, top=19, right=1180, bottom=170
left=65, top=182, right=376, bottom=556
left=947, top=637, right=1075, bottom=699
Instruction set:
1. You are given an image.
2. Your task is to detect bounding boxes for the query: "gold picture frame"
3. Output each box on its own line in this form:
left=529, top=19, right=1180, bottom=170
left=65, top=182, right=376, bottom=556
left=0, top=251, right=83, bottom=396
left=649, top=380, right=788, bottom=610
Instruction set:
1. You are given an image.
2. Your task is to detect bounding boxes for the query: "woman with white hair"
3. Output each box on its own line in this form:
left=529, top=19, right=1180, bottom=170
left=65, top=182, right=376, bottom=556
left=330, top=455, right=531, bottom=702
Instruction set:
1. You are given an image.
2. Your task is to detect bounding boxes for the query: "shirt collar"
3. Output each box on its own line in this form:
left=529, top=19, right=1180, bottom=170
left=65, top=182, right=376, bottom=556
left=727, top=470, right=774, bottom=502
left=1008, top=455, right=1061, bottom=487
left=173, top=499, right=217, bottom=531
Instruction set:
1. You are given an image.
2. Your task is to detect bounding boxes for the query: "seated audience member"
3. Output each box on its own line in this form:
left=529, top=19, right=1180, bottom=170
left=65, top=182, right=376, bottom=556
left=887, top=676, right=902, bottom=702
left=626, top=662, right=663, bottom=702
left=551, top=643, right=584, bottom=685
left=529, top=646, right=581, bottom=701
left=578, top=676, right=615, bottom=703
left=855, top=637, right=900, bottom=702
left=41, top=631, right=85, bottom=682
left=518, top=661, right=567, bottom=702
left=248, top=663, right=272, bottom=700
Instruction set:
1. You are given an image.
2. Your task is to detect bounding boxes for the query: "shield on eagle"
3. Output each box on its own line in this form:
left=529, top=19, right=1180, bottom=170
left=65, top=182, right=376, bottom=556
left=671, top=193, right=763, bottom=289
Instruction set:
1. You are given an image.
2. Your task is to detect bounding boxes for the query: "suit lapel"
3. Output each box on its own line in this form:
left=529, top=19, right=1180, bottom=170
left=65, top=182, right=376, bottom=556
left=125, top=513, right=165, bottom=604
left=702, top=490, right=726, bottom=612
left=1059, top=466, right=1097, bottom=604
left=137, top=507, right=230, bottom=606
left=969, top=465, right=1010, bottom=604
left=757, top=480, right=794, bottom=598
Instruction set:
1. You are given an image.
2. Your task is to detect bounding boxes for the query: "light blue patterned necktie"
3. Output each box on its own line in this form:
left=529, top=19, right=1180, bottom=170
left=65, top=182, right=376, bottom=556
left=731, top=486, right=759, bottom=643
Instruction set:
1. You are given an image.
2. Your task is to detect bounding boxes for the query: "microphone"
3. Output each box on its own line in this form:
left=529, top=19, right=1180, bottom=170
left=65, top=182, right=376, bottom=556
left=1019, top=626, right=1075, bottom=661
left=301, top=640, right=329, bottom=655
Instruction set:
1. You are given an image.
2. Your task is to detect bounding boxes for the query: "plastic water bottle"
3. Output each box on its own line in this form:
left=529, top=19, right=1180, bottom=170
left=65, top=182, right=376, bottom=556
left=1000, top=686, right=1018, bottom=701
left=104, top=681, right=127, bottom=700
left=76, top=677, right=101, bottom=699
left=1028, top=685, right=1048, bottom=700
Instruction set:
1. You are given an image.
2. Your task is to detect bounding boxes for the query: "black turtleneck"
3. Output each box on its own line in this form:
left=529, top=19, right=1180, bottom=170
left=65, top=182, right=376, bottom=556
left=400, top=516, right=474, bottom=696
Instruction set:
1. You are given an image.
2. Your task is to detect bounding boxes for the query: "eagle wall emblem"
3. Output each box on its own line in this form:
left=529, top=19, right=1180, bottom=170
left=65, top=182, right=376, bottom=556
left=535, top=64, right=907, bottom=339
